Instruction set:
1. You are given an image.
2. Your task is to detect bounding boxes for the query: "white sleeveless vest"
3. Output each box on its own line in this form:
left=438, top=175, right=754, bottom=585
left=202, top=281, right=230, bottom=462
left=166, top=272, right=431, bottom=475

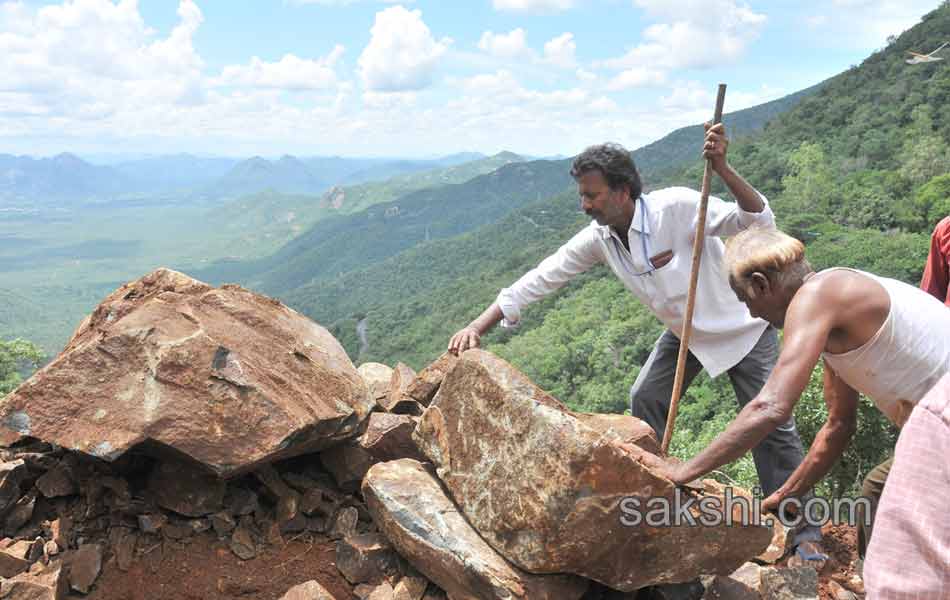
left=820, top=268, right=950, bottom=426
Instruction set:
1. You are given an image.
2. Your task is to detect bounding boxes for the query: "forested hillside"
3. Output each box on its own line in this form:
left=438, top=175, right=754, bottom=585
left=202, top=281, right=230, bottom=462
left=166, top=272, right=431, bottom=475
left=198, top=159, right=575, bottom=291
left=319, top=152, right=524, bottom=217
left=202, top=73, right=822, bottom=305
left=632, top=82, right=824, bottom=181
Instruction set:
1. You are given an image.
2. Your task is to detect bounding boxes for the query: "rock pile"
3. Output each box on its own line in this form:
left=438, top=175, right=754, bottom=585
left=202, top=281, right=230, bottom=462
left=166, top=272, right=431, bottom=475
left=0, top=270, right=829, bottom=599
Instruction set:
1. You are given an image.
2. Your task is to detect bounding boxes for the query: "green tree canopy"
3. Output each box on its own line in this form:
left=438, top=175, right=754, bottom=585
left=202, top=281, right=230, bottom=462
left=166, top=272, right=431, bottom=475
left=0, top=339, right=44, bottom=397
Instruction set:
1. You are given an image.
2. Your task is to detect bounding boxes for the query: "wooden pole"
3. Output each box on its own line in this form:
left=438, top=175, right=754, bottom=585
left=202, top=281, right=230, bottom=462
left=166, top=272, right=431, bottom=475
left=660, top=83, right=727, bottom=454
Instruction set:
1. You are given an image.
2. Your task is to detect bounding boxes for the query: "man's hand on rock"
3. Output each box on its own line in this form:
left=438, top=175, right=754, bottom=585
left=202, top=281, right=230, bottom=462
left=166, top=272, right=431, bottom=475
left=448, top=326, right=481, bottom=355
left=619, top=443, right=691, bottom=484
left=761, top=490, right=785, bottom=515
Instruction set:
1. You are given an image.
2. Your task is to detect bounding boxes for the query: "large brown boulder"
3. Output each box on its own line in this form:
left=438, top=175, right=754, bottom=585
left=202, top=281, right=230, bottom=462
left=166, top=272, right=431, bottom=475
left=404, top=353, right=458, bottom=407
left=358, top=363, right=394, bottom=410
left=0, top=269, right=373, bottom=476
left=362, top=459, right=588, bottom=600
left=413, top=349, right=772, bottom=591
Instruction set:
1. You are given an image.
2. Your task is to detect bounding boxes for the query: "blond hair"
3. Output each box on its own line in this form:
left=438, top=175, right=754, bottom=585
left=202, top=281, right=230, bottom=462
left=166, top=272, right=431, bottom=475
left=724, top=227, right=808, bottom=288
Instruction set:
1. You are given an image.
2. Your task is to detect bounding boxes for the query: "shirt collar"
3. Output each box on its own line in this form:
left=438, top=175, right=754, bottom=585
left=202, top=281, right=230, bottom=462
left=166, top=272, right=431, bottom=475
left=593, top=194, right=650, bottom=239
left=630, top=195, right=650, bottom=235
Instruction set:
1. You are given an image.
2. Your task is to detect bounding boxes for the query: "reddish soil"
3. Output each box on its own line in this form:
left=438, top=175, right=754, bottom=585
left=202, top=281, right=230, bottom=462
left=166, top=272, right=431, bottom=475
left=87, top=532, right=354, bottom=600
left=814, top=523, right=865, bottom=599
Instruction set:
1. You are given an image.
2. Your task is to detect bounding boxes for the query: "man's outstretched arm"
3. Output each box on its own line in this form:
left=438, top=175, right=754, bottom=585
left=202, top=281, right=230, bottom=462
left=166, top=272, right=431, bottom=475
left=664, top=284, right=833, bottom=485
left=762, top=363, right=858, bottom=511
left=447, top=227, right=604, bottom=355
left=448, top=303, right=503, bottom=355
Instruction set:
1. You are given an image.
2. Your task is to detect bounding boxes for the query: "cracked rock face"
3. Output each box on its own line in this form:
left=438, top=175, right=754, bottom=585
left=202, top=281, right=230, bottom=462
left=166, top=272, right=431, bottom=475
left=362, top=459, right=588, bottom=600
left=0, top=268, right=373, bottom=476
left=413, top=349, right=773, bottom=591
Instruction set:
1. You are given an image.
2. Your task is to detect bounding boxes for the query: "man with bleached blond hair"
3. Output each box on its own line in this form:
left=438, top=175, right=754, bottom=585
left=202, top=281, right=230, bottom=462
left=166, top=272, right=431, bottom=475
left=658, top=227, right=950, bottom=568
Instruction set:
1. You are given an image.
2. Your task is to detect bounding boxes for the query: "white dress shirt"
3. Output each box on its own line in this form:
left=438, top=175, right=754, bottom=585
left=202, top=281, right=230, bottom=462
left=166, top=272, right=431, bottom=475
left=496, top=186, right=775, bottom=378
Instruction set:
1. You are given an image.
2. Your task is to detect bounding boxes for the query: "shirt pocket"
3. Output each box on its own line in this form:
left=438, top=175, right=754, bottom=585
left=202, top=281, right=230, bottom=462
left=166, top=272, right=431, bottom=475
left=651, top=251, right=689, bottom=317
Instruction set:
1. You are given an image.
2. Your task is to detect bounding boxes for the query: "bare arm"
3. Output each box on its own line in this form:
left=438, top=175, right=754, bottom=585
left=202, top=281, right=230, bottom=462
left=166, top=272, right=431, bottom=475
left=762, top=362, right=858, bottom=509
left=447, top=303, right=503, bottom=355
left=669, top=284, right=834, bottom=484
left=704, top=122, right=765, bottom=214
left=447, top=227, right=603, bottom=355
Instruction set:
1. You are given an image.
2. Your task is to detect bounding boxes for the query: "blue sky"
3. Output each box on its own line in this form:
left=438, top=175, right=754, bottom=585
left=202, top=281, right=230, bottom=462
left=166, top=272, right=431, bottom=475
left=0, top=0, right=943, bottom=158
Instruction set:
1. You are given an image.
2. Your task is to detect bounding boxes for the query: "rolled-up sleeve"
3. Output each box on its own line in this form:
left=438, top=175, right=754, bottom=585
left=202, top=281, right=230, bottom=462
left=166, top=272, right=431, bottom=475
left=496, top=226, right=603, bottom=327
left=704, top=190, right=775, bottom=237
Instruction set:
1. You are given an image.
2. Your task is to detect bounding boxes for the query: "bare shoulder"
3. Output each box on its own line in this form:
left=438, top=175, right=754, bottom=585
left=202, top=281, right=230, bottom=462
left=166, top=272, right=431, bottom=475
left=796, top=269, right=887, bottom=314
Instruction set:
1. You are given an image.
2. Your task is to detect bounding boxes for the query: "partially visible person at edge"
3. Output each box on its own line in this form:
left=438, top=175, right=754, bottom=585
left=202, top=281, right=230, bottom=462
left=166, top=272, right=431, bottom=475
left=863, top=372, right=950, bottom=599
left=656, top=227, right=950, bottom=564
left=446, top=124, right=824, bottom=566
left=920, top=215, right=950, bottom=306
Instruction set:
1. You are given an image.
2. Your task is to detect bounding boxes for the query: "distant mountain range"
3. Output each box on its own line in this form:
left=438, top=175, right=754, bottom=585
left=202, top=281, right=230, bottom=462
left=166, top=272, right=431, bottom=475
left=0, top=151, right=490, bottom=207
left=0, top=153, right=127, bottom=204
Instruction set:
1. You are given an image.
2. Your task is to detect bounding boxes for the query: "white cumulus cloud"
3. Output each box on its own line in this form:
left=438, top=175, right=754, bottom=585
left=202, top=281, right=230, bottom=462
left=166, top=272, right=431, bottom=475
left=358, top=6, right=451, bottom=92
left=492, top=0, right=575, bottom=13
left=802, top=0, right=938, bottom=48
left=607, top=67, right=667, bottom=90
left=542, top=33, right=577, bottom=68
left=600, top=0, right=766, bottom=71
left=214, top=46, right=345, bottom=90
left=0, top=0, right=206, bottom=118
left=478, top=28, right=530, bottom=59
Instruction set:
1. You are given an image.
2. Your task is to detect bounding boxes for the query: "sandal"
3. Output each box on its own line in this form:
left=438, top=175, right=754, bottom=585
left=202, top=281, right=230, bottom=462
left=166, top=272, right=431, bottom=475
left=787, top=542, right=830, bottom=571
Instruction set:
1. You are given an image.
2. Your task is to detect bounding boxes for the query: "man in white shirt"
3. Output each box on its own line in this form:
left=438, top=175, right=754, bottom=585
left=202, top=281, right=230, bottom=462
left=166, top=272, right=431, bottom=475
left=448, top=124, right=823, bottom=560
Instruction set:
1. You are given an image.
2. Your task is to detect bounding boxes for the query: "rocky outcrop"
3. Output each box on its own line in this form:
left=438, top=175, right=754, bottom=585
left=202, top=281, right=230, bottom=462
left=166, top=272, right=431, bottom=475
left=358, top=413, right=424, bottom=463
left=404, top=353, right=457, bottom=407
left=279, top=580, right=337, bottom=600
left=0, top=268, right=374, bottom=476
left=575, top=412, right=661, bottom=454
left=358, top=363, right=394, bottom=410
left=362, top=459, right=588, bottom=600
left=413, top=349, right=773, bottom=591
left=382, top=364, right=422, bottom=415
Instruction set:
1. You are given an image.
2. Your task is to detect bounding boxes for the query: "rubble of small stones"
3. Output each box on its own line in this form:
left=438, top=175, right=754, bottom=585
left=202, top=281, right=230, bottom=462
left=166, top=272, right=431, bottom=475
left=0, top=270, right=834, bottom=599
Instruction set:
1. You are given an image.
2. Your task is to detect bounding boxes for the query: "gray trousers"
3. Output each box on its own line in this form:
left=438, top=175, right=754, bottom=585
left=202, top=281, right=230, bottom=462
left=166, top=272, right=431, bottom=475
left=630, top=327, right=821, bottom=544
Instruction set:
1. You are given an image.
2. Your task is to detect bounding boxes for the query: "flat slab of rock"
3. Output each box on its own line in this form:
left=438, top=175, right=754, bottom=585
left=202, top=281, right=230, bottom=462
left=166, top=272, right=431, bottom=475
left=702, top=562, right=761, bottom=599
left=413, top=350, right=772, bottom=591
left=0, top=268, right=374, bottom=476
left=383, top=364, right=422, bottom=415
left=0, top=559, right=68, bottom=600
left=575, top=412, right=661, bottom=454
left=760, top=567, right=818, bottom=599
left=0, top=547, right=30, bottom=578
left=35, top=463, right=77, bottom=499
left=148, top=459, right=225, bottom=517
left=393, top=576, right=428, bottom=600
left=69, top=544, right=102, bottom=594
left=405, top=353, right=458, bottom=407
left=358, top=363, right=394, bottom=408
left=362, top=459, right=588, bottom=600
left=335, top=533, right=399, bottom=584
left=359, top=413, right=424, bottom=463
left=0, top=460, right=26, bottom=514
left=279, top=580, right=336, bottom=600
left=321, top=442, right=376, bottom=492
